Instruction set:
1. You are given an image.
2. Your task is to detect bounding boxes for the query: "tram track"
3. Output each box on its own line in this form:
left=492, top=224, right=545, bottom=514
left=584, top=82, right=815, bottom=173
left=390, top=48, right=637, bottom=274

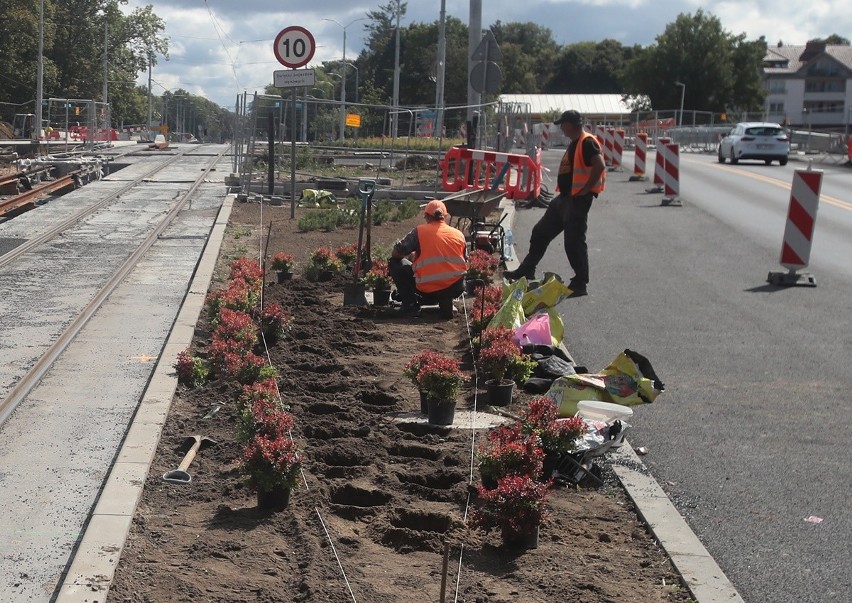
left=0, top=144, right=228, bottom=428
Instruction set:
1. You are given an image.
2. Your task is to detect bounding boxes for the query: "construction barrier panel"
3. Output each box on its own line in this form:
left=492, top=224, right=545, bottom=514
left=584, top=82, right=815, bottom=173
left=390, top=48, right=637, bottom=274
left=611, top=129, right=625, bottom=170
left=633, top=132, right=648, bottom=178
left=780, top=169, right=823, bottom=271
left=604, top=128, right=615, bottom=167
left=661, top=143, right=680, bottom=200
left=440, top=147, right=542, bottom=200
left=653, top=137, right=672, bottom=185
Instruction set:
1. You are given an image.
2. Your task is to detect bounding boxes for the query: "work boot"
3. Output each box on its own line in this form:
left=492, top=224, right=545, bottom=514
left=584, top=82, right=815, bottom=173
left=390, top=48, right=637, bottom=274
left=397, top=303, right=421, bottom=317
left=438, top=298, right=455, bottom=319
left=503, top=265, right=536, bottom=281
left=567, top=280, right=588, bottom=298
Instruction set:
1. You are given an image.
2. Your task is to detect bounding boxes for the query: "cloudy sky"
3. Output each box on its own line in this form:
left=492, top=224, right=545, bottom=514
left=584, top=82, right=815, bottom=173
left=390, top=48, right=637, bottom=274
left=126, top=0, right=850, bottom=109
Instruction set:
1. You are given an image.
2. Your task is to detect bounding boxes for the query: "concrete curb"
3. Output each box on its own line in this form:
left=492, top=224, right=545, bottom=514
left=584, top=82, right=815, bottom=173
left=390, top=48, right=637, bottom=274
left=54, top=196, right=235, bottom=603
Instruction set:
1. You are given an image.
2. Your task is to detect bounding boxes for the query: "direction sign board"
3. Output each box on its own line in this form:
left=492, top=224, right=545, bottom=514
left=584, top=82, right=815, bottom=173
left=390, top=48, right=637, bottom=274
left=274, top=26, right=316, bottom=69
left=274, top=69, right=316, bottom=88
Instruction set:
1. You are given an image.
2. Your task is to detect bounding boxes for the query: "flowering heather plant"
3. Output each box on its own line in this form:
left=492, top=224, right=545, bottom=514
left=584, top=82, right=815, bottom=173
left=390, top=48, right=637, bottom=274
left=334, top=243, right=358, bottom=269
left=270, top=252, right=295, bottom=273
left=477, top=425, right=544, bottom=483
left=229, top=257, right=264, bottom=286
left=416, top=352, right=466, bottom=401
left=467, top=249, right=499, bottom=283
left=520, top=397, right=586, bottom=454
left=478, top=326, right=522, bottom=383
left=362, top=259, right=392, bottom=290
left=470, top=474, right=550, bottom=537
left=237, top=397, right=294, bottom=444
left=240, top=432, right=303, bottom=492
left=173, top=348, right=209, bottom=388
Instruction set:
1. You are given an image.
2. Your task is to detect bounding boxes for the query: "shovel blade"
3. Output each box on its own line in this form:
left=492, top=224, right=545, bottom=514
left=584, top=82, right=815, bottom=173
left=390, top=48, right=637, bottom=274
left=343, top=283, right=368, bottom=306
left=163, top=469, right=192, bottom=484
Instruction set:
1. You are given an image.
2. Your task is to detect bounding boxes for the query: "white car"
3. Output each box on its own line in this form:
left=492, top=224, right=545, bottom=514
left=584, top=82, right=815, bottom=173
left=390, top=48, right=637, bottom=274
left=718, top=122, right=790, bottom=166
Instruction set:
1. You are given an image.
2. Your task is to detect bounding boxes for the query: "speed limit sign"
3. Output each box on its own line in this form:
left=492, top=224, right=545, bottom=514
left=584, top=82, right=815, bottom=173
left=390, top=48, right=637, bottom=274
left=273, top=26, right=316, bottom=69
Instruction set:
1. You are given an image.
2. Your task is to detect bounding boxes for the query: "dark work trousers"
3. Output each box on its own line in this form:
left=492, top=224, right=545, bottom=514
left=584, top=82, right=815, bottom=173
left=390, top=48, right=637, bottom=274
left=389, top=257, right=465, bottom=307
left=520, top=192, right=594, bottom=286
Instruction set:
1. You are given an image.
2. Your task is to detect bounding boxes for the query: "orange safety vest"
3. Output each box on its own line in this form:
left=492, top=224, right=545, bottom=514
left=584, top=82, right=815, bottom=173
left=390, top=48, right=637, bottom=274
left=412, top=222, right=467, bottom=293
left=571, top=131, right=605, bottom=196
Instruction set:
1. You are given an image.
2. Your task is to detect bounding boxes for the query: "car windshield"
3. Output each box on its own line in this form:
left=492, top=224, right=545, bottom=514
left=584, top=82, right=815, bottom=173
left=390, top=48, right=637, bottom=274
left=745, top=126, right=784, bottom=136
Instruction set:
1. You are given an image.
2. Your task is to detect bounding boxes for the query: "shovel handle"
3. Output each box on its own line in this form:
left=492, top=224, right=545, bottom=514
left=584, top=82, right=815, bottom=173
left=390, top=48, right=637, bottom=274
left=177, top=438, right=202, bottom=472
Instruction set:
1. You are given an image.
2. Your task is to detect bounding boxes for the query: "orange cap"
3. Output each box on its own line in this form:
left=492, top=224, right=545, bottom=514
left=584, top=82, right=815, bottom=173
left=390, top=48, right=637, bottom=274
left=425, top=199, right=448, bottom=219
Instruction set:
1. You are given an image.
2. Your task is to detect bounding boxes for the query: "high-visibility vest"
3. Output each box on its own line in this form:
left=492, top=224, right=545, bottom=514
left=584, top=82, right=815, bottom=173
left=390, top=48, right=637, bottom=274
left=413, top=222, right=467, bottom=293
left=571, top=131, right=605, bottom=196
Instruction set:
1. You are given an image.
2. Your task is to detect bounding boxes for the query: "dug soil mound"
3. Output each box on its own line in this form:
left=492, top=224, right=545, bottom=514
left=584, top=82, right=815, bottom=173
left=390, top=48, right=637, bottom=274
left=106, top=200, right=690, bottom=602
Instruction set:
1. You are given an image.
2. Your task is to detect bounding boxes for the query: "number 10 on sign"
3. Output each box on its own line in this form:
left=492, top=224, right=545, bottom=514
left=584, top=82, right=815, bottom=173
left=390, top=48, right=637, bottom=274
left=274, top=26, right=316, bottom=69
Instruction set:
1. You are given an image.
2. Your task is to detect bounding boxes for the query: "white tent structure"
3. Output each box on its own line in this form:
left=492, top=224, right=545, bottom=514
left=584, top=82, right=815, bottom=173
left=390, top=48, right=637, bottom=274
left=498, top=94, right=633, bottom=123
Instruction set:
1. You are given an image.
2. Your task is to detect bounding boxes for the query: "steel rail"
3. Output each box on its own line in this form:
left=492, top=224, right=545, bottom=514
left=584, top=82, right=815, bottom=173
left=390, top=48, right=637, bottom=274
left=0, top=172, right=76, bottom=217
left=0, top=145, right=228, bottom=428
left=0, top=147, right=193, bottom=269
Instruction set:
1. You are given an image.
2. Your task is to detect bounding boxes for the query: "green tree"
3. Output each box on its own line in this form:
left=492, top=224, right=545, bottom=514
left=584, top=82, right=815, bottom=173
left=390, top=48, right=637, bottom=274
left=547, top=39, right=638, bottom=93
left=811, top=34, right=851, bottom=45
left=490, top=21, right=559, bottom=94
left=621, top=10, right=765, bottom=113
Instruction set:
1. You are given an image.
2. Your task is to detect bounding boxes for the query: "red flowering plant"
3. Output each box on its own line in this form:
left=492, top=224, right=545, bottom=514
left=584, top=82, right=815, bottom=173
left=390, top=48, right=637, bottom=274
left=206, top=278, right=260, bottom=321
left=520, top=397, right=586, bottom=455
left=240, top=432, right=303, bottom=492
left=229, top=257, right=264, bottom=287
left=403, top=350, right=442, bottom=390
left=208, top=308, right=277, bottom=383
left=256, top=301, right=292, bottom=342
left=237, top=397, right=294, bottom=444
left=478, top=326, right=522, bottom=384
left=334, top=243, right=358, bottom=270
left=238, top=377, right=282, bottom=411
left=416, top=352, right=466, bottom=403
left=361, top=258, right=392, bottom=291
left=470, top=474, right=550, bottom=539
left=173, top=348, right=209, bottom=388
left=270, top=252, right=295, bottom=273
left=470, top=285, right=503, bottom=331
left=476, top=424, right=545, bottom=485
left=466, top=248, right=499, bottom=284
left=305, top=245, right=345, bottom=281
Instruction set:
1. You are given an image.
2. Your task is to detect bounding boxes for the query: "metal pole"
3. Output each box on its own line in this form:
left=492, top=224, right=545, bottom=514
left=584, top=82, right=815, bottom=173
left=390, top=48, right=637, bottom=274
left=435, top=0, right=446, bottom=140
left=35, top=0, right=44, bottom=141
left=392, top=1, right=401, bottom=139
left=675, top=81, right=685, bottom=127
left=290, top=86, right=297, bottom=219
left=340, top=29, right=347, bottom=142
left=147, top=56, right=152, bottom=140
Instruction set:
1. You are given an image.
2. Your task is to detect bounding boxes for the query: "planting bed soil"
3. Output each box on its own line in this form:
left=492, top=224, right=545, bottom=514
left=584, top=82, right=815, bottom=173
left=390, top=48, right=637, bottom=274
left=106, top=199, right=691, bottom=602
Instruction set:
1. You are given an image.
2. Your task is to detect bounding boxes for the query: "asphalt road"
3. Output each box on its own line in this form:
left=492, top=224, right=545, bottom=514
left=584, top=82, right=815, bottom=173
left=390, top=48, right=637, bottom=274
left=511, top=147, right=851, bottom=603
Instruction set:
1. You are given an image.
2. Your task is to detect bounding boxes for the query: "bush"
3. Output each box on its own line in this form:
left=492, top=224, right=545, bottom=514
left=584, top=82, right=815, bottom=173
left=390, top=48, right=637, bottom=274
left=173, top=349, right=209, bottom=388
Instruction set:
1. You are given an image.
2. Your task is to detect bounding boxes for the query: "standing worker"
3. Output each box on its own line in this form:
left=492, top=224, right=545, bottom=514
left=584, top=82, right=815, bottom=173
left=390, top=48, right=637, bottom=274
left=504, top=110, right=606, bottom=297
left=389, top=200, right=467, bottom=318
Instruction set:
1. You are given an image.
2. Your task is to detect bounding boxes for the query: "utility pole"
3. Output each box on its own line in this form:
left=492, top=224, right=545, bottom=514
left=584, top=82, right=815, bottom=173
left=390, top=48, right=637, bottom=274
left=392, top=0, right=401, bottom=139
left=35, top=0, right=44, bottom=141
left=434, top=0, right=446, bottom=139
left=467, top=0, right=482, bottom=145
left=147, top=55, right=153, bottom=140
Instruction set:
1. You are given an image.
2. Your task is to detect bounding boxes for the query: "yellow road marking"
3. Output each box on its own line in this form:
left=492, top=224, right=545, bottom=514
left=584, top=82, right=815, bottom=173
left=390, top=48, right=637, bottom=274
left=681, top=156, right=852, bottom=212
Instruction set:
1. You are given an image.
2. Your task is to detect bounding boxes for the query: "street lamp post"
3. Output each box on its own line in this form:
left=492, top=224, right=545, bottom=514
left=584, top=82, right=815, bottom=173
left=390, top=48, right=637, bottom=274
left=323, top=17, right=368, bottom=142
left=675, top=81, right=686, bottom=127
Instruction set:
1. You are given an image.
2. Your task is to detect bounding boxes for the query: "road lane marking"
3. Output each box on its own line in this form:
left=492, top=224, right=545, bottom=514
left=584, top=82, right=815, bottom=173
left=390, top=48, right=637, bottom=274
left=680, top=156, right=852, bottom=212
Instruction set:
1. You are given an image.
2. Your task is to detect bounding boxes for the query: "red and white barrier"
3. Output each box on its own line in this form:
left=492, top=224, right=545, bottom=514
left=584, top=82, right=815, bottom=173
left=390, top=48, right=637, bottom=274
left=439, top=146, right=542, bottom=200
left=768, top=169, right=823, bottom=286
left=652, top=136, right=671, bottom=188
left=611, top=129, right=625, bottom=170
left=659, top=143, right=680, bottom=204
left=604, top=128, right=615, bottom=167
left=630, top=132, right=648, bottom=181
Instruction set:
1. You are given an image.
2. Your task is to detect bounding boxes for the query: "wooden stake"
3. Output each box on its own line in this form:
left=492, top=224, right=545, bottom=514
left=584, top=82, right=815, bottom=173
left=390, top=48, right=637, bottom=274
left=439, top=540, right=450, bottom=603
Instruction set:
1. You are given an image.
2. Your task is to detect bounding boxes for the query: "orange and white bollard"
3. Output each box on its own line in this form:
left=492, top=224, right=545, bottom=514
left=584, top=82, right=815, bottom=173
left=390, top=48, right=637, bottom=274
left=604, top=128, right=615, bottom=169
left=767, top=167, right=823, bottom=286
left=660, top=143, right=681, bottom=206
left=630, top=132, right=648, bottom=181
left=611, top=129, right=625, bottom=171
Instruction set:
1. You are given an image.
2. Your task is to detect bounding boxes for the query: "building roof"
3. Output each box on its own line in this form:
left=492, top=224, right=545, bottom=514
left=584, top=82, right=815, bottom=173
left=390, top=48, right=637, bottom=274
left=763, top=44, right=852, bottom=74
left=498, top=94, right=632, bottom=118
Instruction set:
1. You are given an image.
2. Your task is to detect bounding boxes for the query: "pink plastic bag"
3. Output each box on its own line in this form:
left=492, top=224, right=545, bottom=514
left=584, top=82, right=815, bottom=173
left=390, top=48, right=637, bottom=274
left=514, top=313, right=552, bottom=346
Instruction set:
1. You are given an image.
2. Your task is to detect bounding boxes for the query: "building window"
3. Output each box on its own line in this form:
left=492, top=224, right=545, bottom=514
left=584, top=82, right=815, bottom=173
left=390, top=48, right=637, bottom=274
left=768, top=102, right=785, bottom=113
left=803, top=101, right=844, bottom=113
left=805, top=79, right=846, bottom=93
left=767, top=81, right=786, bottom=94
left=806, top=59, right=840, bottom=77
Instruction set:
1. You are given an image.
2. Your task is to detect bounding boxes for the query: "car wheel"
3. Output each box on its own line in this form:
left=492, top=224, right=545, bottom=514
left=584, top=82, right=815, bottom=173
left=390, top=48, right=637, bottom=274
left=730, top=148, right=738, bottom=165
left=765, top=159, right=772, bottom=165
left=780, top=157, right=788, bottom=166
left=717, top=146, right=726, bottom=163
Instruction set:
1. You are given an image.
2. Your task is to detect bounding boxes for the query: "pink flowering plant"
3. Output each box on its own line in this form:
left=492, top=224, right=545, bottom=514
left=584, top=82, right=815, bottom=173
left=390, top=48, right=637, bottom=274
left=305, top=245, right=345, bottom=281
left=237, top=397, right=294, bottom=444
left=470, top=475, right=550, bottom=538
left=402, top=350, right=442, bottom=390
left=229, top=257, right=264, bottom=287
left=361, top=259, right=392, bottom=291
left=520, top=397, right=586, bottom=454
left=477, top=425, right=545, bottom=484
left=470, top=285, right=502, bottom=331
left=238, top=377, right=282, bottom=410
left=334, top=243, right=358, bottom=270
left=206, top=278, right=260, bottom=320
left=257, top=301, right=292, bottom=341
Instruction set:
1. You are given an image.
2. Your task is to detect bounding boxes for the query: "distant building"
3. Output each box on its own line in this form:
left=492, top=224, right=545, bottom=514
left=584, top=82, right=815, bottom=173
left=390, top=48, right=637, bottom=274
left=762, top=41, right=852, bottom=128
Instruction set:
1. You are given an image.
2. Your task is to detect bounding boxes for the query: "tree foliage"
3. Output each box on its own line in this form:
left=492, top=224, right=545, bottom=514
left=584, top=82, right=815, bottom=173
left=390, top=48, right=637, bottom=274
left=547, top=39, right=639, bottom=93
left=490, top=21, right=559, bottom=93
left=810, top=34, right=851, bottom=45
left=621, top=10, right=765, bottom=113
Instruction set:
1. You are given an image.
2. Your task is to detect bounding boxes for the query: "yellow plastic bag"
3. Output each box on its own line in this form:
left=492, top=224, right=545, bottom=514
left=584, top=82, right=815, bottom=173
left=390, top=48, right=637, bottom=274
left=521, top=272, right=574, bottom=316
left=546, top=374, right=606, bottom=417
left=546, top=308, right=564, bottom=346
left=488, top=278, right=527, bottom=330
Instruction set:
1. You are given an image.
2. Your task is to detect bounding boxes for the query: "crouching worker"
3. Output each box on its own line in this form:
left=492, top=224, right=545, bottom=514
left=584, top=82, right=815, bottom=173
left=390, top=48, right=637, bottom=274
left=389, top=200, right=467, bottom=318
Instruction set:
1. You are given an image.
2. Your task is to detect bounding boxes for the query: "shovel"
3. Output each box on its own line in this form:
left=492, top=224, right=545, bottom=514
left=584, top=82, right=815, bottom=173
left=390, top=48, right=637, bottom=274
left=343, top=178, right=376, bottom=306
left=162, top=435, right=217, bottom=484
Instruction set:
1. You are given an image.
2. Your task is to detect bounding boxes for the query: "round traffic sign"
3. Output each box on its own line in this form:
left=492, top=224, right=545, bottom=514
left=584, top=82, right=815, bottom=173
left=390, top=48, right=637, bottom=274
left=273, top=26, right=316, bottom=69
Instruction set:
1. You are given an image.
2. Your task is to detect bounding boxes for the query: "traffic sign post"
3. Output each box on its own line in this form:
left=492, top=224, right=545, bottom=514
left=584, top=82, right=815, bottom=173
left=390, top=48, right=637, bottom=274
left=273, top=26, right=316, bottom=218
